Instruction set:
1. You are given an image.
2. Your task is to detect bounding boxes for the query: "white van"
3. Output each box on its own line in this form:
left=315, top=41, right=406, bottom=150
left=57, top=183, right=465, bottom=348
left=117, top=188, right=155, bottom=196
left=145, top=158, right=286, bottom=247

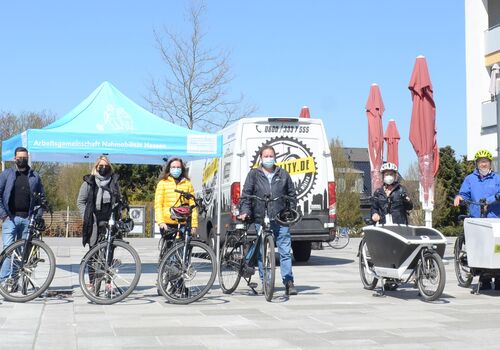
left=189, top=116, right=337, bottom=262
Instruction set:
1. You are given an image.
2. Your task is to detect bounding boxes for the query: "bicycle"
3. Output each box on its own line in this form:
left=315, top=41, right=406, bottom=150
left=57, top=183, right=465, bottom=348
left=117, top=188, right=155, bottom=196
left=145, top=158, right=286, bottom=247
left=326, top=226, right=350, bottom=249
left=219, top=194, right=296, bottom=302
left=157, top=189, right=217, bottom=304
left=0, top=193, right=56, bottom=302
left=79, top=199, right=141, bottom=304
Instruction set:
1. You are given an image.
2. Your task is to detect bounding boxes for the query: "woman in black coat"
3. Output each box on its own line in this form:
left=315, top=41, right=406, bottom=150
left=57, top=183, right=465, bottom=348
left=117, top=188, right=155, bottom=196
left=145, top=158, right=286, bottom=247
left=371, top=162, right=413, bottom=225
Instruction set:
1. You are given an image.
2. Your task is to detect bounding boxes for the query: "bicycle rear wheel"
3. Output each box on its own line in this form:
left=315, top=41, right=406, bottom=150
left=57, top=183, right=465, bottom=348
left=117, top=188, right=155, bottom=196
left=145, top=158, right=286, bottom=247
left=0, top=239, right=56, bottom=302
left=416, top=251, right=446, bottom=302
left=79, top=240, right=142, bottom=305
left=218, top=234, right=243, bottom=294
left=454, top=234, right=473, bottom=287
left=262, top=234, right=276, bottom=302
left=328, top=227, right=350, bottom=249
left=158, top=240, right=216, bottom=304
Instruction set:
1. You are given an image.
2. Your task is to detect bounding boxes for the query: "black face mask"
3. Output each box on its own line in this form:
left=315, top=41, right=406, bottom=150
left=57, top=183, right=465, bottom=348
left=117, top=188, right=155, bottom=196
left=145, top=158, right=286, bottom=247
left=15, top=157, right=28, bottom=169
left=97, top=165, right=111, bottom=177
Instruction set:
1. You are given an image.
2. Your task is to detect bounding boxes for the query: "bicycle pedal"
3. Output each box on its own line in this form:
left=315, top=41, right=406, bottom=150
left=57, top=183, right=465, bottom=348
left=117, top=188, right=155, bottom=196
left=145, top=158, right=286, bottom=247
left=248, top=282, right=258, bottom=289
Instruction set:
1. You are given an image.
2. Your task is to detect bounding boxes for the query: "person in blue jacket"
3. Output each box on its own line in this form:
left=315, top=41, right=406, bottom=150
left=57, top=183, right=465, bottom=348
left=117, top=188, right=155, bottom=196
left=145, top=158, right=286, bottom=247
left=454, top=149, right=500, bottom=290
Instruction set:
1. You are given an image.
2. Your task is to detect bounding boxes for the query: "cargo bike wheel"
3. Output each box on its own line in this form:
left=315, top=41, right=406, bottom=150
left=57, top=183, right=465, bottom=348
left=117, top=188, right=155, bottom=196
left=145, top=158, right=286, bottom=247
left=416, top=251, right=446, bottom=302
left=454, top=234, right=473, bottom=287
left=358, top=239, right=378, bottom=290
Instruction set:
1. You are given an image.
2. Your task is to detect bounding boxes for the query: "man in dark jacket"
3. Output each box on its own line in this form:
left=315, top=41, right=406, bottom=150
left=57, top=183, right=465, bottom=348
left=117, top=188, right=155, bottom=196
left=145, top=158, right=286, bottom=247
left=0, top=147, right=46, bottom=280
left=371, top=162, right=413, bottom=225
left=239, top=145, right=298, bottom=296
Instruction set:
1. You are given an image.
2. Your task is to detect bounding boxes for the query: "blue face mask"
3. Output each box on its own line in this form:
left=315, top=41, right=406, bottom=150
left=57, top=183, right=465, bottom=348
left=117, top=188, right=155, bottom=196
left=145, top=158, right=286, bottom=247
left=170, top=168, right=182, bottom=178
left=262, top=158, right=275, bottom=169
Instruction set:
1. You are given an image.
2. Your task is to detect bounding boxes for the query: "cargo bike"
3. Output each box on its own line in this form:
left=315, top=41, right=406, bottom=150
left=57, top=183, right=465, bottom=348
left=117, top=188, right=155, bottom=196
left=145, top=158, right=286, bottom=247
left=454, top=199, right=500, bottom=293
left=358, top=217, right=447, bottom=302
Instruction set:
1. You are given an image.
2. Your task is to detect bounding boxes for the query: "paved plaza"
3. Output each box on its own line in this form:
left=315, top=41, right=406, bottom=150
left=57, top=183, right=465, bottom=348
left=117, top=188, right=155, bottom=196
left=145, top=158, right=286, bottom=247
left=0, top=237, right=499, bottom=350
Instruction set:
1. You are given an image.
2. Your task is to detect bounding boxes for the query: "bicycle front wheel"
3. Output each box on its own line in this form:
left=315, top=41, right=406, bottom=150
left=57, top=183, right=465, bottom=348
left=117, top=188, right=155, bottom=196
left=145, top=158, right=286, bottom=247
left=158, top=240, right=216, bottom=304
left=79, top=240, right=142, bottom=305
left=0, top=239, right=56, bottom=302
left=218, top=234, right=243, bottom=294
left=454, top=234, right=472, bottom=287
left=262, top=234, right=276, bottom=302
left=416, top=251, right=446, bottom=302
left=328, top=228, right=350, bottom=249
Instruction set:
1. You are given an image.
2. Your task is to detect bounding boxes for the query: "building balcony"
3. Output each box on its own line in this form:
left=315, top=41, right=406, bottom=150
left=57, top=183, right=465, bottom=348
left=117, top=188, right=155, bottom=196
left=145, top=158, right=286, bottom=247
left=485, top=24, right=500, bottom=65
left=482, top=99, right=498, bottom=131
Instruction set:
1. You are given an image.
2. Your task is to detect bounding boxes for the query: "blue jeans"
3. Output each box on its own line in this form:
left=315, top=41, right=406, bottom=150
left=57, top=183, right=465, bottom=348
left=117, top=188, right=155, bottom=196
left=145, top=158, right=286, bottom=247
left=1, top=216, right=30, bottom=280
left=255, top=221, right=294, bottom=285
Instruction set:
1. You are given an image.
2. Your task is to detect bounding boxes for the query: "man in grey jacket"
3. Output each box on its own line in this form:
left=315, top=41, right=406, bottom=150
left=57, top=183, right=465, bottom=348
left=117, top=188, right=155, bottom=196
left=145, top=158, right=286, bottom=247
left=239, top=144, right=298, bottom=296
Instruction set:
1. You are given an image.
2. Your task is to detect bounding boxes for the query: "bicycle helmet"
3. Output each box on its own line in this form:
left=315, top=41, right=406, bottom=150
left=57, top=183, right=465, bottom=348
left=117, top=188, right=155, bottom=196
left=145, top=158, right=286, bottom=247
left=33, top=217, right=46, bottom=231
left=170, top=206, right=192, bottom=220
left=380, top=162, right=398, bottom=173
left=275, top=208, right=302, bottom=227
left=117, top=217, right=134, bottom=233
left=474, top=149, right=493, bottom=161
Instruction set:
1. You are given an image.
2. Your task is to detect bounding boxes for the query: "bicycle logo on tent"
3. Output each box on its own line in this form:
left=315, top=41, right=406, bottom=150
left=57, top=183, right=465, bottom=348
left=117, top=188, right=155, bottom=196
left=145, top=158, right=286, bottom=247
left=251, top=136, right=317, bottom=201
left=96, top=104, right=134, bottom=131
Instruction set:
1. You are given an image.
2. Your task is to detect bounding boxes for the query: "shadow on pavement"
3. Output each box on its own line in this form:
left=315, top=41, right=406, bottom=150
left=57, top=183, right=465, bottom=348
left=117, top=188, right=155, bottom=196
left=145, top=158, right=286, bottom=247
left=295, top=256, right=353, bottom=266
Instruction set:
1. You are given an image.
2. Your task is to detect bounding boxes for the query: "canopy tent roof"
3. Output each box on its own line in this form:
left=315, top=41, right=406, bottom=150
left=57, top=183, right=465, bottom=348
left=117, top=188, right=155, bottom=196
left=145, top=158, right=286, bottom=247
left=2, top=81, right=222, bottom=164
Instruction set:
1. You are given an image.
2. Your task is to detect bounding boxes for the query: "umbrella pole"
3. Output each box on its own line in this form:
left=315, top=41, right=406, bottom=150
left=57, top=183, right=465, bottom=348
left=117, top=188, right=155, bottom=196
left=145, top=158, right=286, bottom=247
left=216, top=157, right=222, bottom=276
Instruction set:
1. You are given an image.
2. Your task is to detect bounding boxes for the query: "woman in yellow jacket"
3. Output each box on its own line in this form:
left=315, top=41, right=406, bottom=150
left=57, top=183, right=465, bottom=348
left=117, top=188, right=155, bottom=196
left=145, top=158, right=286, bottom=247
left=154, top=157, right=198, bottom=234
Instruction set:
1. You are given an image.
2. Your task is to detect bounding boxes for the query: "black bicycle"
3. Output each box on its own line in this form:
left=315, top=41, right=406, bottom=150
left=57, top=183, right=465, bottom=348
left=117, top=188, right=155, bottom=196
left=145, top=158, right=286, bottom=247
left=79, top=200, right=141, bottom=304
left=219, top=194, right=295, bottom=302
left=0, top=193, right=56, bottom=302
left=157, top=189, right=217, bottom=304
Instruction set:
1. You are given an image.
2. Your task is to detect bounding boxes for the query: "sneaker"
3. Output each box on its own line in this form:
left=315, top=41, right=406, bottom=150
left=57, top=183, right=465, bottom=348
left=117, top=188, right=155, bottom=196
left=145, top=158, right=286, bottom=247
left=384, top=282, right=398, bottom=291
left=285, top=281, right=298, bottom=296
left=85, top=283, right=95, bottom=293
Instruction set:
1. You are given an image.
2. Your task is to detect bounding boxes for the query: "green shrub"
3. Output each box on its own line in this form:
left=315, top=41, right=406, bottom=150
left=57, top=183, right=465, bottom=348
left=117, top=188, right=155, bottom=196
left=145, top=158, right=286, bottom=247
left=436, top=225, right=463, bottom=236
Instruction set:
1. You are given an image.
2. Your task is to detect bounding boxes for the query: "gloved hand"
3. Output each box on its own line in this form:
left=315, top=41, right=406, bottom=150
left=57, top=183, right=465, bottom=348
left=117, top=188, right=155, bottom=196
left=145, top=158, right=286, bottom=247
left=495, top=193, right=500, bottom=202
left=400, top=193, right=411, bottom=202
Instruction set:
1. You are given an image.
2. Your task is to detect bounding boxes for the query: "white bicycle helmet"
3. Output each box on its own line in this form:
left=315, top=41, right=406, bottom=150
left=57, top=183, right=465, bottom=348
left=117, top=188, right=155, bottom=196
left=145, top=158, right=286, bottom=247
left=380, top=162, right=398, bottom=173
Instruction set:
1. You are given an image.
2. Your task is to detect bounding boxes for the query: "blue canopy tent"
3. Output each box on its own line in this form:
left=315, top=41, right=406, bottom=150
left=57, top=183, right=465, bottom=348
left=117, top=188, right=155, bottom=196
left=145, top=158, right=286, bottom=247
left=2, top=81, right=222, bottom=164
left=2, top=81, right=224, bottom=263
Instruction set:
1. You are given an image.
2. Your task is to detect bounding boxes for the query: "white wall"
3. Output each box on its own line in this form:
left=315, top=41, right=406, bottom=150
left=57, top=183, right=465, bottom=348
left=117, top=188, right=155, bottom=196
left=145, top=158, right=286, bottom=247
left=465, top=0, right=493, bottom=159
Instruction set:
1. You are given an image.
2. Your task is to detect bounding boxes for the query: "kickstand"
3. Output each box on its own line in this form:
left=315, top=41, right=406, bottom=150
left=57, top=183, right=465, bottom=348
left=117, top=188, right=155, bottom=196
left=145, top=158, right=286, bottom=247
left=373, top=278, right=386, bottom=297
left=245, top=277, right=258, bottom=295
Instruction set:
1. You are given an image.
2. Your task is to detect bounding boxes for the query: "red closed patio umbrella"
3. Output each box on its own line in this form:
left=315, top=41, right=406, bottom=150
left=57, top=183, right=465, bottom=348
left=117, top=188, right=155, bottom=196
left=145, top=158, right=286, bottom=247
left=384, top=119, right=400, bottom=167
left=299, top=106, right=310, bottom=118
left=408, top=55, right=439, bottom=227
left=366, top=83, right=385, bottom=194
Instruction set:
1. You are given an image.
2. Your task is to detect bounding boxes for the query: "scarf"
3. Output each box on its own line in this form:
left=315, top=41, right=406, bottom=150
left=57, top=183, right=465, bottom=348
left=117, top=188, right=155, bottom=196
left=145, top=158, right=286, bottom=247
left=94, top=174, right=111, bottom=211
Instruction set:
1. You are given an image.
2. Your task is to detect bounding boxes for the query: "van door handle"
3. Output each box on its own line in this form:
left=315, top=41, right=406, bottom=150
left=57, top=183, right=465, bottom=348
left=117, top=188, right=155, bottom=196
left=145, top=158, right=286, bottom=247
left=236, top=150, right=245, bottom=157
left=323, top=151, right=331, bottom=156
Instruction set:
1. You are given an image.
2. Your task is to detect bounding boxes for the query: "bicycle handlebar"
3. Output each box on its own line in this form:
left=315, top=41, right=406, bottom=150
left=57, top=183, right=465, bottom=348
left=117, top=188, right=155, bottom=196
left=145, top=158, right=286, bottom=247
left=240, top=194, right=295, bottom=202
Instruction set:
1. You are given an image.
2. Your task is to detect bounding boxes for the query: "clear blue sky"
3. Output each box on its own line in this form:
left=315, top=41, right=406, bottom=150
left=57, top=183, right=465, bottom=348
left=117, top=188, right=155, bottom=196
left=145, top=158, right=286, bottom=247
left=0, top=1, right=465, bottom=174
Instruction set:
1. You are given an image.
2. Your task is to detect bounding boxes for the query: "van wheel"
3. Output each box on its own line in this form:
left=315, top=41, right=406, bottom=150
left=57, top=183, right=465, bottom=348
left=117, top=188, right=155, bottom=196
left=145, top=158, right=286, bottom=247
left=292, top=242, right=312, bottom=262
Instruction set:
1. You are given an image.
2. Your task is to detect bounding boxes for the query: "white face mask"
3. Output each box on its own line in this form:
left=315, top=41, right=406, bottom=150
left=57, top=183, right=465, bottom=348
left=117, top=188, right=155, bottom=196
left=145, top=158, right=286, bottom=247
left=478, top=168, right=491, bottom=177
left=383, top=175, right=395, bottom=185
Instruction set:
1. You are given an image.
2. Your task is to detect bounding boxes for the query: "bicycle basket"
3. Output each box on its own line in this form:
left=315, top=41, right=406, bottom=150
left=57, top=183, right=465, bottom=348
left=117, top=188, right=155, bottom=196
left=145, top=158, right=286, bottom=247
left=170, top=206, right=192, bottom=220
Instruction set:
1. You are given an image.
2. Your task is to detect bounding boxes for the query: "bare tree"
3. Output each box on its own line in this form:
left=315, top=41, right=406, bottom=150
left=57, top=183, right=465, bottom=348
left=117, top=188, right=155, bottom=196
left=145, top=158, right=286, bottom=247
left=402, top=161, right=424, bottom=225
left=147, top=1, right=255, bottom=131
